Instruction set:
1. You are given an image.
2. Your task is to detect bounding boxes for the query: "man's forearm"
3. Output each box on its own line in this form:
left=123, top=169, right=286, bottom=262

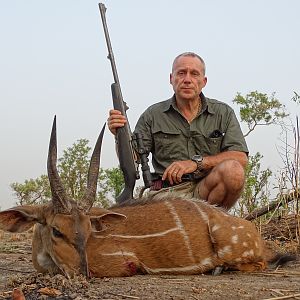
left=203, top=151, right=248, bottom=170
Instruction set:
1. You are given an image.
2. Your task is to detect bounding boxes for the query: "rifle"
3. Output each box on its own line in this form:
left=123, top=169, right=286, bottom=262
left=98, top=3, right=152, bottom=203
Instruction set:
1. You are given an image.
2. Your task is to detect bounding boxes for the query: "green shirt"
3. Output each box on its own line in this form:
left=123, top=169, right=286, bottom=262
left=134, top=93, right=248, bottom=175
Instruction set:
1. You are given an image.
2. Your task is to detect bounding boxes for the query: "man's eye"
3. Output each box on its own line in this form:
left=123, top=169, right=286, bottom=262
left=52, top=227, right=64, bottom=238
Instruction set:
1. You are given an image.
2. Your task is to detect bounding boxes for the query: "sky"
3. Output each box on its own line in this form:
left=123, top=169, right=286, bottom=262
left=0, top=0, right=299, bottom=210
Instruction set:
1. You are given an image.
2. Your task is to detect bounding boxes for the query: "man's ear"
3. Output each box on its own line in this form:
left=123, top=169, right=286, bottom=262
left=0, top=206, right=45, bottom=233
left=89, top=208, right=127, bottom=232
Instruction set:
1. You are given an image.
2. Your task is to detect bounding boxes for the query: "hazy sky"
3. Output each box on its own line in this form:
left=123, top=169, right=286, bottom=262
left=0, top=0, right=299, bottom=210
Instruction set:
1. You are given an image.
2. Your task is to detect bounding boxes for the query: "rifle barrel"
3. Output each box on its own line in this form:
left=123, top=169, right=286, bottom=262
left=99, top=3, right=120, bottom=85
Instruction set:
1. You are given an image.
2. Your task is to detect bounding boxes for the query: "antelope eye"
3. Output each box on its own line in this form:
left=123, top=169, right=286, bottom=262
left=52, top=227, right=64, bottom=238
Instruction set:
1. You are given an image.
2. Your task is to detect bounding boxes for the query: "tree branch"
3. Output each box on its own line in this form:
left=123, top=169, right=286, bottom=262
left=244, top=189, right=299, bottom=221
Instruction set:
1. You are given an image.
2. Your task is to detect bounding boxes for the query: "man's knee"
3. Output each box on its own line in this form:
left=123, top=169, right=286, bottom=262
left=196, top=160, right=245, bottom=192
left=218, top=160, right=245, bottom=189
left=194, top=160, right=246, bottom=208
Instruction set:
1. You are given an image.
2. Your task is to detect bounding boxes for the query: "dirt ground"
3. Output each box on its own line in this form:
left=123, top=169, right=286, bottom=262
left=0, top=231, right=299, bottom=300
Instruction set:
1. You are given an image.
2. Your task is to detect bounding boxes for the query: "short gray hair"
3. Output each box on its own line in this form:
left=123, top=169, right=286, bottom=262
left=172, top=52, right=206, bottom=75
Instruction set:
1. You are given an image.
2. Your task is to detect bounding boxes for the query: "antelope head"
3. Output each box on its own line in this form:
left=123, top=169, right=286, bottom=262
left=0, top=117, right=124, bottom=278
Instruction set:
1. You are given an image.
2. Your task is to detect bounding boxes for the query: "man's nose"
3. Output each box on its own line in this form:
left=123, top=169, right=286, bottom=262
left=183, top=72, right=192, bottom=82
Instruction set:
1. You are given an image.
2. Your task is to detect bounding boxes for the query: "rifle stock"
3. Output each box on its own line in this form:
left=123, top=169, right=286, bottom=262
left=111, top=83, right=139, bottom=202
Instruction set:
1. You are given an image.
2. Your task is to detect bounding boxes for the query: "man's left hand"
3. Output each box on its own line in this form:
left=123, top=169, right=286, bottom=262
left=162, top=160, right=197, bottom=185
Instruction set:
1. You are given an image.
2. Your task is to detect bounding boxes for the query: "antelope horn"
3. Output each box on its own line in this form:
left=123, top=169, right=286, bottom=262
left=81, top=123, right=106, bottom=212
left=47, top=116, right=72, bottom=213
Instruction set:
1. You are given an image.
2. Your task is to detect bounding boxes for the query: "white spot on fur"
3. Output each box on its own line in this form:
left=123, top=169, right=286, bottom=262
left=201, top=258, right=213, bottom=267
left=165, top=201, right=195, bottom=263
left=246, top=233, right=251, bottom=238
left=218, top=245, right=232, bottom=258
left=242, top=249, right=254, bottom=257
left=235, top=258, right=242, bottom=262
left=255, top=241, right=259, bottom=248
left=231, top=235, right=238, bottom=244
left=243, top=242, right=248, bottom=247
left=232, top=225, right=244, bottom=230
left=211, top=224, right=221, bottom=232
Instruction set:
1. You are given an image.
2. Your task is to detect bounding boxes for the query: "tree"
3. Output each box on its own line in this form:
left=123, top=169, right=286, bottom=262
left=10, top=175, right=51, bottom=205
left=10, top=139, right=124, bottom=208
left=233, top=91, right=288, bottom=137
left=232, top=91, right=288, bottom=216
left=102, top=167, right=125, bottom=199
left=233, top=153, right=272, bottom=217
left=97, top=167, right=125, bottom=204
left=58, top=139, right=91, bottom=200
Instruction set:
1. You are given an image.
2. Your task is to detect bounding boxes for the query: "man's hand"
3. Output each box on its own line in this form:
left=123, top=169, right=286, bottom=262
left=162, top=160, right=198, bottom=185
left=107, top=109, right=127, bottom=135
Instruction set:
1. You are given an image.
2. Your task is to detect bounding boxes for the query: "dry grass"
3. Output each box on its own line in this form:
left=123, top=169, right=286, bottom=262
left=0, top=230, right=32, bottom=254
left=259, top=213, right=300, bottom=254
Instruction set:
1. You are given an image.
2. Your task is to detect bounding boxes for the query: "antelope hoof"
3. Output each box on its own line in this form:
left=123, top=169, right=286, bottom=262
left=212, top=266, right=224, bottom=276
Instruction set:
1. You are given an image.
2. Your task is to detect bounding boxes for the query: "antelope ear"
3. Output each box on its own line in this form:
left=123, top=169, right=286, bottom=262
left=89, top=208, right=126, bottom=232
left=0, top=206, right=45, bottom=233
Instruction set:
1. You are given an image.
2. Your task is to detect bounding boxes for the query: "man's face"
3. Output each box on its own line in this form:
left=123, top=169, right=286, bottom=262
left=170, top=56, right=207, bottom=101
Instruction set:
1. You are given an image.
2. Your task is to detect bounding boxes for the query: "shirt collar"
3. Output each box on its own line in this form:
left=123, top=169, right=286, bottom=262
left=162, top=92, right=215, bottom=115
left=201, top=93, right=215, bottom=115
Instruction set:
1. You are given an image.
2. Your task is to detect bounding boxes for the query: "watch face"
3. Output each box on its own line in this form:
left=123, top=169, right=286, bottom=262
left=192, top=155, right=203, bottom=162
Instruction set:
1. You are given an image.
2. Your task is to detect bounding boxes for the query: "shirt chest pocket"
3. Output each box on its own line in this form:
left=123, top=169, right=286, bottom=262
left=152, top=128, right=183, bottom=159
left=192, top=132, right=224, bottom=155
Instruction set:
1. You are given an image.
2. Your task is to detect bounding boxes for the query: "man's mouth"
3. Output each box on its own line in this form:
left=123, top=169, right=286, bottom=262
left=181, top=87, right=193, bottom=92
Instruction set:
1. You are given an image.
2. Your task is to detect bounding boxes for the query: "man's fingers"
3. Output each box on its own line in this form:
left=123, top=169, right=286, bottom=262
left=162, top=166, right=182, bottom=185
left=109, top=109, right=122, bottom=116
left=172, top=169, right=183, bottom=184
left=176, top=169, right=184, bottom=182
left=107, top=110, right=127, bottom=135
left=162, top=160, right=195, bottom=184
left=108, top=120, right=126, bottom=135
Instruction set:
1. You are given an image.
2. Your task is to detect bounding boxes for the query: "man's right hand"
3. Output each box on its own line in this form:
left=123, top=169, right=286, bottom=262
left=107, top=109, right=127, bottom=135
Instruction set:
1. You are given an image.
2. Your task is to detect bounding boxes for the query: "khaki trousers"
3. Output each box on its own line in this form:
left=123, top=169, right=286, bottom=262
left=148, top=181, right=201, bottom=200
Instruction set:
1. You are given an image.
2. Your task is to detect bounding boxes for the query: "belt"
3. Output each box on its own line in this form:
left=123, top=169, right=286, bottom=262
left=150, top=179, right=171, bottom=191
left=150, top=174, right=195, bottom=191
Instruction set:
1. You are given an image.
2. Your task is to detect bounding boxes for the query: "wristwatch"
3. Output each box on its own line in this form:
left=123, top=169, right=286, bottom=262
left=191, top=154, right=204, bottom=175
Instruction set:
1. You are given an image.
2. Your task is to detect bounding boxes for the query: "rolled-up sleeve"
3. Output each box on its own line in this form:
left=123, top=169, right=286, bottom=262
left=221, top=110, right=248, bottom=154
left=134, top=110, right=153, bottom=155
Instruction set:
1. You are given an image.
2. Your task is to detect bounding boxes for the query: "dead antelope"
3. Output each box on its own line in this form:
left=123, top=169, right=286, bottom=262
left=0, top=117, right=295, bottom=278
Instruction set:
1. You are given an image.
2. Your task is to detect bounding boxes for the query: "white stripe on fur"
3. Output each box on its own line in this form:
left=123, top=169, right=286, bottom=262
left=189, top=200, right=209, bottom=223
left=94, top=227, right=179, bottom=239
left=165, top=201, right=195, bottom=263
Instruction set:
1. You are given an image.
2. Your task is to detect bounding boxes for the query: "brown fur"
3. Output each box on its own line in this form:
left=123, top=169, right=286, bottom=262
left=0, top=196, right=287, bottom=278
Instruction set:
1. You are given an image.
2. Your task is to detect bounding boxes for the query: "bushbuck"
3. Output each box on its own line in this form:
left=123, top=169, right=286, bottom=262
left=0, top=117, right=294, bottom=278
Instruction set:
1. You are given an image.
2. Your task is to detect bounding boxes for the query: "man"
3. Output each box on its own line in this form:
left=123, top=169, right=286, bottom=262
left=108, top=52, right=248, bottom=210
